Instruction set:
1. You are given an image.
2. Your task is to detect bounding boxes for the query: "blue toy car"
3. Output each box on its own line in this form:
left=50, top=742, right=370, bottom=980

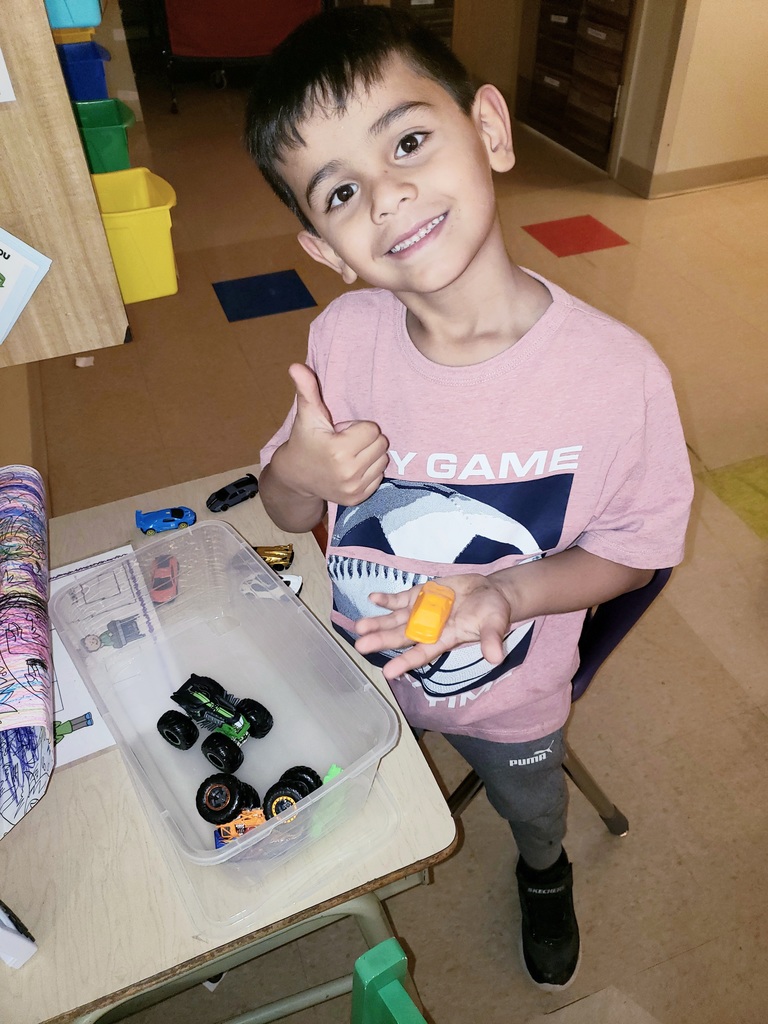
left=135, top=506, right=196, bottom=535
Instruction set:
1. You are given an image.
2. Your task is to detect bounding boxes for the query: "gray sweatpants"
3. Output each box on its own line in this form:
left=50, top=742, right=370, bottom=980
left=443, top=728, right=567, bottom=871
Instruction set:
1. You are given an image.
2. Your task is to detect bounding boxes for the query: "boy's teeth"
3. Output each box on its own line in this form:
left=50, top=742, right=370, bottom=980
left=389, top=215, right=444, bottom=253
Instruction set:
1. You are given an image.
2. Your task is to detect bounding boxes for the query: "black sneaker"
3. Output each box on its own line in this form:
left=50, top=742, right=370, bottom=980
left=515, top=848, right=581, bottom=990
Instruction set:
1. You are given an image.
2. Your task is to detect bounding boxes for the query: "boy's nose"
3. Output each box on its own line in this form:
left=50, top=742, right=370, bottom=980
left=370, top=174, right=417, bottom=223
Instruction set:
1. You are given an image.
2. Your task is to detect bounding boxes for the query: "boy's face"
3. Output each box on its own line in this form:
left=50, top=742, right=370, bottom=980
left=277, top=55, right=514, bottom=297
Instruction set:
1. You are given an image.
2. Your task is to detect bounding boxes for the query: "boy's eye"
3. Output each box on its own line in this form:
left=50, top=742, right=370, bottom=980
left=328, top=183, right=358, bottom=210
left=395, top=132, right=428, bottom=158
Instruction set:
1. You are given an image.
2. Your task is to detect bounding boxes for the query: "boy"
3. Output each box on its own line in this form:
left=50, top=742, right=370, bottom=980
left=245, top=6, right=692, bottom=990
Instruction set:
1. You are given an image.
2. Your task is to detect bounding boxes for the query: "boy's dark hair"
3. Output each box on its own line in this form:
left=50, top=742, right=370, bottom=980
left=244, top=5, right=476, bottom=233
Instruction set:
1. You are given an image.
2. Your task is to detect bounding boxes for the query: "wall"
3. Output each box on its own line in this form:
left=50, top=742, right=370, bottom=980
left=661, top=0, right=768, bottom=176
left=0, top=364, right=47, bottom=480
left=452, top=0, right=525, bottom=104
left=616, top=0, right=768, bottom=196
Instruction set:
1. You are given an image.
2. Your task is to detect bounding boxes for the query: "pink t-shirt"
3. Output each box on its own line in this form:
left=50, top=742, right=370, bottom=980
left=260, top=275, right=693, bottom=742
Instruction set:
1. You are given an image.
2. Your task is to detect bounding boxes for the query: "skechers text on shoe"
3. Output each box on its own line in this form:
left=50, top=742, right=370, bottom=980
left=515, top=848, right=581, bottom=990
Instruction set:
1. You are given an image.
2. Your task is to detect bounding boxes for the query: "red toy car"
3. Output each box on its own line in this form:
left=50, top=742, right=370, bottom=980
left=149, top=554, right=179, bottom=604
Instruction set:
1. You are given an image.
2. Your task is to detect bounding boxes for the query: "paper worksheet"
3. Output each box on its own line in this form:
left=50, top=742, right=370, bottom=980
left=0, top=229, right=52, bottom=345
left=49, top=546, right=135, bottom=767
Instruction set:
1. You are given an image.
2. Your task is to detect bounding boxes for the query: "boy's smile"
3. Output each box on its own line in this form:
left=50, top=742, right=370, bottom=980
left=277, top=55, right=515, bottom=300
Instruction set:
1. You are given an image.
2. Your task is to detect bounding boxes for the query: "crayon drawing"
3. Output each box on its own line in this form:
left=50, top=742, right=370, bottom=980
left=0, top=466, right=53, bottom=839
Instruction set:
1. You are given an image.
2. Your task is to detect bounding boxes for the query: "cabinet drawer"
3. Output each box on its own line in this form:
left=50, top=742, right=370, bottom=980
left=528, top=65, right=571, bottom=129
left=576, top=18, right=626, bottom=65
left=565, top=77, right=614, bottom=136
left=584, top=0, right=632, bottom=23
left=536, top=34, right=575, bottom=74
left=573, top=48, right=621, bottom=91
left=538, top=2, right=580, bottom=41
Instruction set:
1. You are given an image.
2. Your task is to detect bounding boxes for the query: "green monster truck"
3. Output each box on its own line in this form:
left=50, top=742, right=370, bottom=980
left=156, top=673, right=273, bottom=773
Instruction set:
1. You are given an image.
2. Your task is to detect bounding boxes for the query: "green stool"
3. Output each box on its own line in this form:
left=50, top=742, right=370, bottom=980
left=351, top=939, right=426, bottom=1024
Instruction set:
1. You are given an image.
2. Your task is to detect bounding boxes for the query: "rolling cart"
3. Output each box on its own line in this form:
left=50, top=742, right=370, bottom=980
left=156, top=0, right=324, bottom=112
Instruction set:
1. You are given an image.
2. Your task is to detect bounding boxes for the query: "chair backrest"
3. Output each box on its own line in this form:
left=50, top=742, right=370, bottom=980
left=351, top=938, right=426, bottom=1024
left=571, top=567, right=672, bottom=702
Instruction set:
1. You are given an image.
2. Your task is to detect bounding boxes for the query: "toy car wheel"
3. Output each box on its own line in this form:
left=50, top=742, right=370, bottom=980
left=219, top=504, right=229, bottom=512
left=179, top=522, right=189, bottom=529
left=201, top=732, right=244, bottom=773
left=281, top=765, right=323, bottom=795
left=263, top=781, right=305, bottom=820
left=238, top=698, right=273, bottom=738
left=195, top=773, right=260, bottom=826
left=157, top=710, right=199, bottom=749
left=146, top=528, right=156, bottom=536
left=182, top=673, right=226, bottom=699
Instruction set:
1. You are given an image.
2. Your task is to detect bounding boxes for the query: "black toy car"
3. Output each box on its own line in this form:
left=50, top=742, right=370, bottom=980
left=157, top=673, right=272, bottom=774
left=195, top=765, right=323, bottom=826
left=206, top=473, right=258, bottom=512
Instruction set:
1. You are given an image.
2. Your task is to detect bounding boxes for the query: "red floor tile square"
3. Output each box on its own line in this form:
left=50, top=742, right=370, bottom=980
left=522, top=214, right=629, bottom=257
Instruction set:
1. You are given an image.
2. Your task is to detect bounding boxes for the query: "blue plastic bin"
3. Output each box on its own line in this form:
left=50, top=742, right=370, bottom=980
left=45, top=0, right=102, bottom=30
left=57, top=42, right=111, bottom=102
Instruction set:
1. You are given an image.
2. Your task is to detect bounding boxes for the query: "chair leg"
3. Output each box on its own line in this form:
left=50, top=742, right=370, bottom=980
left=562, top=742, right=629, bottom=836
left=447, top=769, right=484, bottom=819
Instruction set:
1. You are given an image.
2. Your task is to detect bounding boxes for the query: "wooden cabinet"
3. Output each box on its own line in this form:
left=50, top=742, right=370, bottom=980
left=521, top=0, right=634, bottom=169
left=0, top=1, right=128, bottom=369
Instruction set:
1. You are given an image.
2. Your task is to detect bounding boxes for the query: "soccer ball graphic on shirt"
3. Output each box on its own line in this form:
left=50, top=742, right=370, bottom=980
left=328, top=478, right=559, bottom=696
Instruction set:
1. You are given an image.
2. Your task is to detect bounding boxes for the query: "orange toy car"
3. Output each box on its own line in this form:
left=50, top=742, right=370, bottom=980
left=149, top=554, right=179, bottom=604
left=405, top=581, right=455, bottom=645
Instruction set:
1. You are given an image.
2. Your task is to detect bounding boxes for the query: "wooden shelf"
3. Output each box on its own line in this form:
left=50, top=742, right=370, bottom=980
left=0, top=1, right=128, bottom=368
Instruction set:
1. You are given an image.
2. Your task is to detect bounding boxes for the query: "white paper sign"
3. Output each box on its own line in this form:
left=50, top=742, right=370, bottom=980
left=0, top=229, right=52, bottom=344
left=0, top=48, right=16, bottom=103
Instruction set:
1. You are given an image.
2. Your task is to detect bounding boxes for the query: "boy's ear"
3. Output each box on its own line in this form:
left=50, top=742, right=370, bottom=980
left=472, top=84, right=515, bottom=173
left=297, top=230, right=358, bottom=285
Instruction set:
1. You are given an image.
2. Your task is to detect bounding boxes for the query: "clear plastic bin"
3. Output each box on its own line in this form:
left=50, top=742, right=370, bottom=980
left=45, top=0, right=102, bottom=30
left=50, top=522, right=400, bottom=894
left=57, top=41, right=110, bottom=101
left=74, top=99, right=135, bottom=173
left=91, top=167, right=178, bottom=303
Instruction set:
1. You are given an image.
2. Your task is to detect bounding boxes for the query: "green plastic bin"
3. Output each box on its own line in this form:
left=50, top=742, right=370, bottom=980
left=92, top=168, right=178, bottom=304
left=74, top=99, right=135, bottom=173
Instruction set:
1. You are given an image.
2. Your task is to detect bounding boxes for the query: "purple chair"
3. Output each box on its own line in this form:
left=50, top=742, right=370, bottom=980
left=446, top=568, right=673, bottom=835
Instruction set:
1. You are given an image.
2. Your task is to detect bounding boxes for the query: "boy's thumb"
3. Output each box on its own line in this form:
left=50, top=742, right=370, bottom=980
left=289, top=363, right=333, bottom=427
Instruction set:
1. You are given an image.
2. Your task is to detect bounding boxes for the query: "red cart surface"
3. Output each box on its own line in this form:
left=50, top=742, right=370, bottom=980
left=163, top=0, right=322, bottom=59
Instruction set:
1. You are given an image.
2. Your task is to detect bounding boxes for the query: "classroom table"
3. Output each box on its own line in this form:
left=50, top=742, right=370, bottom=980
left=0, top=469, right=457, bottom=1024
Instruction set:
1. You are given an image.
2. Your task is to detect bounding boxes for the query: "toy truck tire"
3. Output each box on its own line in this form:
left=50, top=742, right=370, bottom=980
left=263, top=780, right=305, bottom=820
left=281, top=766, right=323, bottom=794
left=157, top=710, right=199, bottom=749
left=238, top=698, right=273, bottom=738
left=196, top=773, right=260, bottom=826
left=201, top=733, right=244, bottom=773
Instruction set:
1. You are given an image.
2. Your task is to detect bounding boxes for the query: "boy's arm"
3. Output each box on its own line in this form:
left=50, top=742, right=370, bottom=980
left=354, top=547, right=654, bottom=681
left=258, top=458, right=327, bottom=534
left=259, top=363, right=390, bottom=533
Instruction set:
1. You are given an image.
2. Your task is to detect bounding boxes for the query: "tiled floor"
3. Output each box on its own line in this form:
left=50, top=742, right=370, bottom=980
left=38, top=62, right=768, bottom=1024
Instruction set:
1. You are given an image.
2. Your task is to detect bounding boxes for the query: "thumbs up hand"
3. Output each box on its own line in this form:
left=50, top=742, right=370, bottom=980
left=283, top=363, right=390, bottom=507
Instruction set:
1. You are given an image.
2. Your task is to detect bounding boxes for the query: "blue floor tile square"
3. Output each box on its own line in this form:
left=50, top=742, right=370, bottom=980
left=213, top=270, right=317, bottom=322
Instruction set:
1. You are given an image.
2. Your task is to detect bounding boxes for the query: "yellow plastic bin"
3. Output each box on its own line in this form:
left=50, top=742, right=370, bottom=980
left=52, top=27, right=96, bottom=43
left=92, top=168, right=178, bottom=304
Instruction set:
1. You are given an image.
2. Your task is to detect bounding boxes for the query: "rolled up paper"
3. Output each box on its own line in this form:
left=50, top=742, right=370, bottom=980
left=0, top=466, right=54, bottom=840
